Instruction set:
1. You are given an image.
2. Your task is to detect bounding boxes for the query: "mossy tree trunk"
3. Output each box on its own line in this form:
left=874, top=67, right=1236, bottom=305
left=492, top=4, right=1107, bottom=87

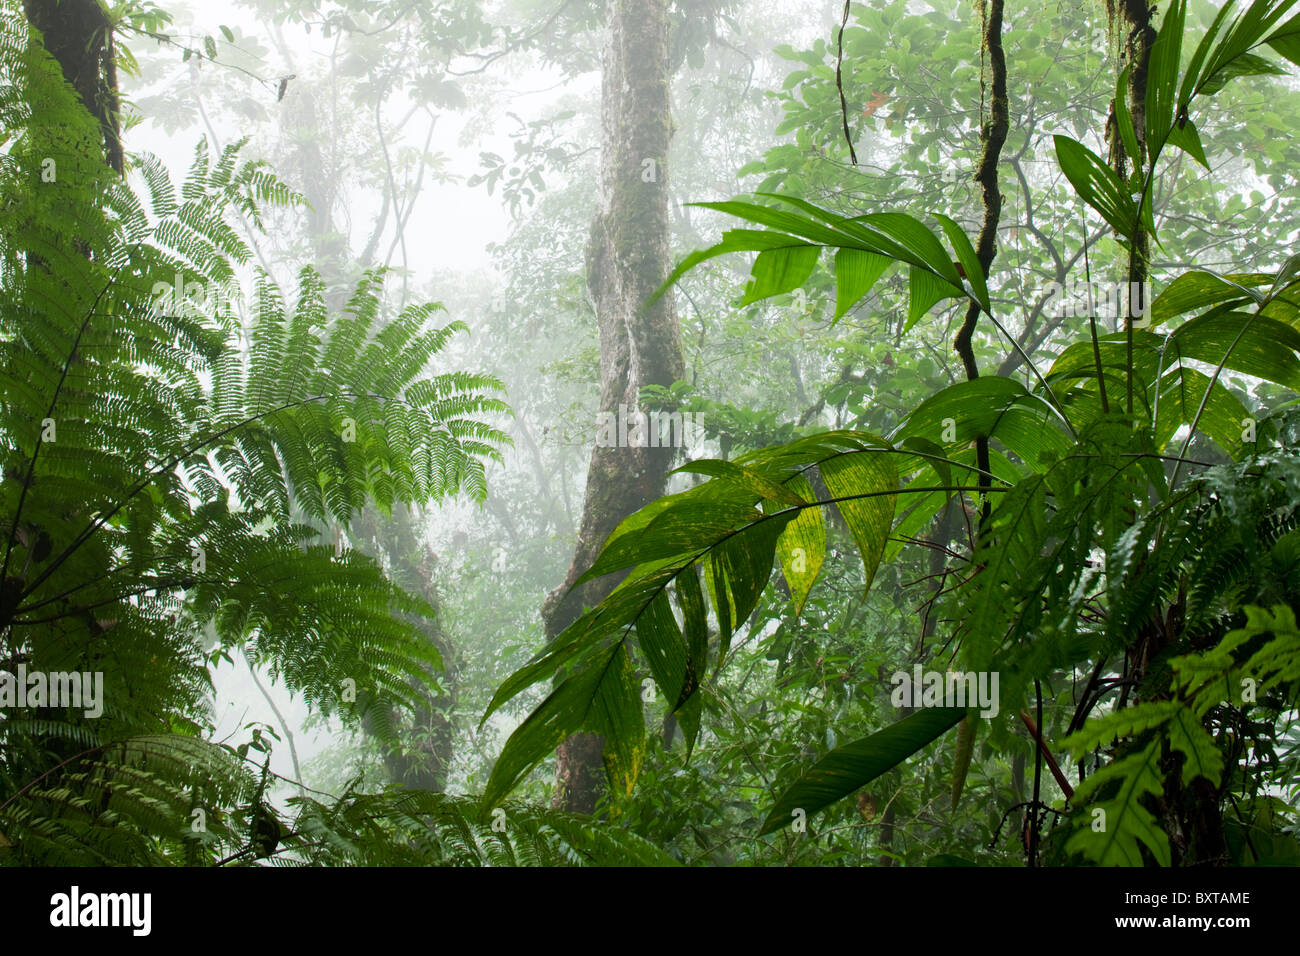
left=22, top=0, right=122, bottom=173
left=542, top=0, right=684, bottom=813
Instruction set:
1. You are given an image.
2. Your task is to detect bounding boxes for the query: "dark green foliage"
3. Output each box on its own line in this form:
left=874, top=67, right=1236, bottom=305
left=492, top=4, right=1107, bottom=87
left=0, top=2, right=529, bottom=865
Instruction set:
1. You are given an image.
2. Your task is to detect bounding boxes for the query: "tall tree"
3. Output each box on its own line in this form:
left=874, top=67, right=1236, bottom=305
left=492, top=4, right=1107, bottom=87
left=541, top=0, right=684, bottom=813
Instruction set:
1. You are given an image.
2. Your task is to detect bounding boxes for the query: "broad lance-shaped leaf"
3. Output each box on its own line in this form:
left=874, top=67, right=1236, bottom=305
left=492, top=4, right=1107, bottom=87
left=934, top=213, right=990, bottom=312
left=1197, top=53, right=1289, bottom=98
left=833, top=247, right=891, bottom=321
left=751, top=192, right=939, bottom=273
left=577, top=496, right=762, bottom=585
left=1269, top=252, right=1300, bottom=298
left=481, top=642, right=644, bottom=814
left=761, top=707, right=965, bottom=834
left=481, top=564, right=679, bottom=723
left=1179, top=0, right=1236, bottom=107
left=772, top=473, right=825, bottom=616
left=649, top=225, right=827, bottom=307
left=648, top=192, right=983, bottom=322
left=589, top=639, right=645, bottom=802
left=1267, top=9, right=1300, bottom=66
left=899, top=435, right=953, bottom=486
left=677, top=458, right=807, bottom=507
left=1166, top=119, right=1209, bottom=169
left=706, top=512, right=791, bottom=667
left=483, top=452, right=808, bottom=744
left=855, top=211, right=964, bottom=286
left=1053, top=135, right=1138, bottom=239
left=741, top=244, right=821, bottom=305
left=905, top=265, right=959, bottom=332
left=673, top=565, right=709, bottom=754
left=1168, top=311, right=1300, bottom=389
left=818, top=448, right=897, bottom=594
left=1183, top=0, right=1297, bottom=102
left=690, top=199, right=853, bottom=246
left=1149, top=270, right=1268, bottom=327
left=896, top=376, right=1030, bottom=447
left=637, top=589, right=689, bottom=712
left=1155, top=365, right=1251, bottom=456
left=1143, top=0, right=1185, bottom=155
left=1114, top=67, right=1142, bottom=166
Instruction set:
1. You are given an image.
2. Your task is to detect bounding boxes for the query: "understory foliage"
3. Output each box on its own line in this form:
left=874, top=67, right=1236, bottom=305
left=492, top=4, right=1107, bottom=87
left=486, top=0, right=1300, bottom=866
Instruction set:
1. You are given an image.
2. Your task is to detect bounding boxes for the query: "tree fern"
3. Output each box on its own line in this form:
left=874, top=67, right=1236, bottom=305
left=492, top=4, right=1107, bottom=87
left=1062, top=605, right=1299, bottom=867
left=0, top=2, right=510, bottom=865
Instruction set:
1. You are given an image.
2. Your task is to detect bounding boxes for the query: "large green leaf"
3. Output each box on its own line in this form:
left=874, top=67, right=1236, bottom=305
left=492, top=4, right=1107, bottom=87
left=1114, top=67, right=1142, bottom=166
left=637, top=590, right=690, bottom=713
left=855, top=211, right=964, bottom=286
left=1266, top=10, right=1300, bottom=65
left=1198, top=50, right=1289, bottom=95
left=577, top=497, right=762, bottom=586
left=833, top=247, right=892, bottom=320
left=1166, top=118, right=1210, bottom=169
left=678, top=458, right=807, bottom=507
left=818, top=448, right=898, bottom=593
left=773, top=473, right=825, bottom=616
left=1053, top=135, right=1138, bottom=238
left=649, top=193, right=980, bottom=330
left=934, top=213, right=990, bottom=312
left=706, top=513, right=789, bottom=663
left=481, top=565, right=679, bottom=723
left=760, top=707, right=966, bottom=834
left=1190, top=0, right=1298, bottom=103
left=481, top=642, right=644, bottom=814
left=1145, top=0, right=1187, bottom=154
left=588, top=642, right=645, bottom=802
left=905, top=265, right=959, bottom=331
left=673, top=565, right=709, bottom=753
left=1150, top=270, right=1268, bottom=328
left=896, top=376, right=1032, bottom=448
left=1167, top=311, right=1300, bottom=389
left=1155, top=365, right=1253, bottom=455
left=742, top=244, right=822, bottom=305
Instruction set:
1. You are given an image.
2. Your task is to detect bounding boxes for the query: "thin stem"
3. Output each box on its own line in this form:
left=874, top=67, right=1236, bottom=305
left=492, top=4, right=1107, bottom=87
left=836, top=1, right=858, bottom=166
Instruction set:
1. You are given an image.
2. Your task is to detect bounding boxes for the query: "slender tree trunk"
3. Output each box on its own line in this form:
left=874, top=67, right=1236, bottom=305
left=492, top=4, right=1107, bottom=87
left=543, top=0, right=684, bottom=813
left=1106, top=0, right=1155, bottom=413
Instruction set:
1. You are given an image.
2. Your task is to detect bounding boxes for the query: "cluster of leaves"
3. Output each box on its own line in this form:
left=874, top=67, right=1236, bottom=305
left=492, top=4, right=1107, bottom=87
left=1064, top=603, right=1300, bottom=866
left=0, top=1, right=535, bottom=864
left=482, top=0, right=1300, bottom=867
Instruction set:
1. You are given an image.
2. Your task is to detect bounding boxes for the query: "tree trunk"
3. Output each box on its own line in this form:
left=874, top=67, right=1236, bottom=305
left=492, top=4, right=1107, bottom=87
left=1106, top=0, right=1155, bottom=414
left=543, top=0, right=684, bottom=813
left=23, top=0, right=122, bottom=173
